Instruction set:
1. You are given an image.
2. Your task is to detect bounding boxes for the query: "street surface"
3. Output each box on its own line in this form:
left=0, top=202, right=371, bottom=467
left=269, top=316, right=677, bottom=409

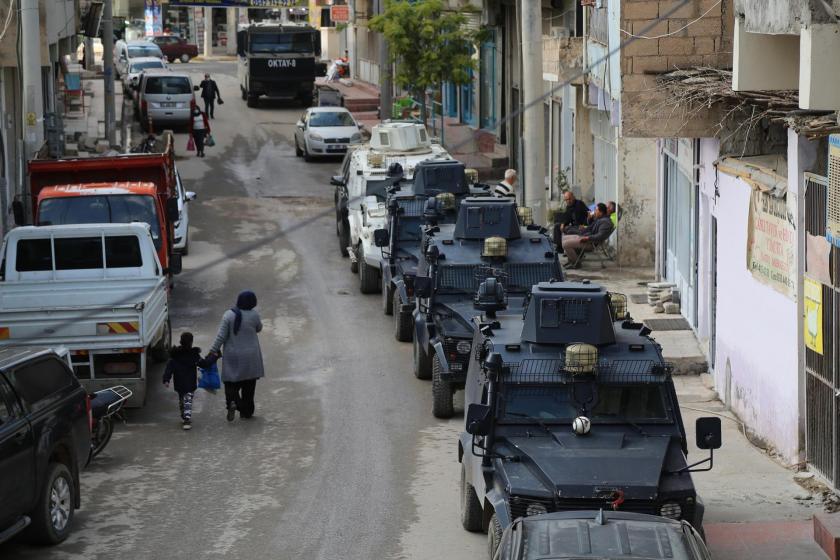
left=0, top=61, right=821, bottom=560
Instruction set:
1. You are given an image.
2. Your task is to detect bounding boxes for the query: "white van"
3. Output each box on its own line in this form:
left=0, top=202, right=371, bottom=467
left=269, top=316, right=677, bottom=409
left=137, top=70, right=197, bottom=129
left=115, top=40, right=165, bottom=77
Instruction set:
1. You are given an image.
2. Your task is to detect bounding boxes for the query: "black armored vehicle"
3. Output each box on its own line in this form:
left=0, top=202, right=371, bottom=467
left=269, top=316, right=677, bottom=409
left=458, top=280, right=722, bottom=557
left=376, top=159, right=490, bottom=341
left=411, top=198, right=561, bottom=417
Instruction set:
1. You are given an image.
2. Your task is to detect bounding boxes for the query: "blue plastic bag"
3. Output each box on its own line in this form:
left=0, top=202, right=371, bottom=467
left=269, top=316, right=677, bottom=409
left=198, top=363, right=221, bottom=391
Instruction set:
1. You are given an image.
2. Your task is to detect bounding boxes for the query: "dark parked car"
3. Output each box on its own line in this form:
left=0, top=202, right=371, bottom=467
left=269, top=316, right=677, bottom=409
left=493, top=511, right=712, bottom=560
left=148, top=35, right=198, bottom=63
left=0, top=347, right=91, bottom=545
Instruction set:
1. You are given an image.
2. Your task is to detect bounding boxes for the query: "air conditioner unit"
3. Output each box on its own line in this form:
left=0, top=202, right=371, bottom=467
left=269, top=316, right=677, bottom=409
left=827, top=134, right=840, bottom=245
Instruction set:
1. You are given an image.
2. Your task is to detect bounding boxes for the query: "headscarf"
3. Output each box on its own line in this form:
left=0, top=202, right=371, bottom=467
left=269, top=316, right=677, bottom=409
left=232, top=290, right=257, bottom=335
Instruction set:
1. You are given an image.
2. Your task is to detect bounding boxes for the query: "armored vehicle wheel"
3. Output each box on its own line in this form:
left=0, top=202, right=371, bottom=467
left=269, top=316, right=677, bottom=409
left=432, top=355, right=454, bottom=418
left=461, top=464, right=483, bottom=532
left=488, top=512, right=503, bottom=558
left=351, top=244, right=360, bottom=273
left=338, top=220, right=350, bottom=257
left=394, top=292, right=413, bottom=342
left=360, top=259, right=380, bottom=294
left=383, top=279, right=394, bottom=315
left=413, top=333, right=432, bottom=380
left=247, top=94, right=259, bottom=108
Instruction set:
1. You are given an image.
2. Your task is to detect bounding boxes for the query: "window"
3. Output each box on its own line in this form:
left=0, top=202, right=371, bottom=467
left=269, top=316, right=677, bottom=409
left=0, top=377, right=14, bottom=424
left=54, top=237, right=104, bottom=270
left=106, top=236, right=143, bottom=268
left=130, top=60, right=165, bottom=72
left=16, top=239, right=52, bottom=271
left=309, top=111, right=355, bottom=127
left=143, top=76, right=192, bottom=95
left=128, top=45, right=163, bottom=58
left=249, top=32, right=313, bottom=54
left=11, top=358, right=74, bottom=412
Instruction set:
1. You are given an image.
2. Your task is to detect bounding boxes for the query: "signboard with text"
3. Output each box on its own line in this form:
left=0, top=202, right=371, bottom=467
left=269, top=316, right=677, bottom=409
left=804, top=278, right=824, bottom=354
left=330, top=5, right=350, bottom=22
left=746, top=189, right=796, bottom=300
left=169, top=0, right=298, bottom=6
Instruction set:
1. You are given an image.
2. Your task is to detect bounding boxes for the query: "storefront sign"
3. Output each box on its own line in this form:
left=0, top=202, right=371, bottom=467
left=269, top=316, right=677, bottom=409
left=805, top=278, right=824, bottom=354
left=144, top=0, right=162, bottom=37
left=746, top=189, right=796, bottom=299
left=330, top=5, right=350, bottom=23
left=169, top=0, right=297, bottom=6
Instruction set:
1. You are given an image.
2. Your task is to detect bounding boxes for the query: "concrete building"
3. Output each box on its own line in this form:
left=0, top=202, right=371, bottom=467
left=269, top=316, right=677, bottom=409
left=649, top=0, right=840, bottom=487
left=0, top=0, right=78, bottom=235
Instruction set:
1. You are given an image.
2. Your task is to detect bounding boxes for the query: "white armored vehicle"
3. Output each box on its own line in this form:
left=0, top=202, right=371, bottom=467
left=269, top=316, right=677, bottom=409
left=332, top=122, right=452, bottom=293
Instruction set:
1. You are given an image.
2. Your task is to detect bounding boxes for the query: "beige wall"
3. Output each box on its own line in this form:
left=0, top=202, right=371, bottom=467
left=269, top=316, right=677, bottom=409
left=732, top=18, right=800, bottom=91
left=799, top=23, right=840, bottom=110
left=620, top=0, right=735, bottom=138
left=616, top=137, right=658, bottom=266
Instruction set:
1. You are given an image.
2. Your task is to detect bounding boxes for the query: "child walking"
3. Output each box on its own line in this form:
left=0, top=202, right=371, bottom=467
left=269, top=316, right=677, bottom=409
left=163, top=332, right=209, bottom=430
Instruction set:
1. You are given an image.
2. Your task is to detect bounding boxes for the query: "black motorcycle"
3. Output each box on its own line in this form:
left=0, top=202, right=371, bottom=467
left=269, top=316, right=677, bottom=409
left=89, top=386, right=133, bottom=458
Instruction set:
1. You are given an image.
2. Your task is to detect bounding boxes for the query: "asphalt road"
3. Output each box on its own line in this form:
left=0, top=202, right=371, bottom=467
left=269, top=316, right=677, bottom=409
left=1, top=61, right=484, bottom=559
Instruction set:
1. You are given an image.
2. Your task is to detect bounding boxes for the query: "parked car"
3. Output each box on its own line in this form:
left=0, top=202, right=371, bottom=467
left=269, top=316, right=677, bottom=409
left=0, top=224, right=172, bottom=407
left=136, top=70, right=197, bottom=129
left=114, top=40, right=165, bottom=77
left=173, top=167, right=196, bottom=255
left=148, top=35, right=199, bottom=63
left=294, top=107, right=363, bottom=161
left=493, top=511, right=712, bottom=560
left=0, top=346, right=91, bottom=545
left=122, top=56, right=168, bottom=93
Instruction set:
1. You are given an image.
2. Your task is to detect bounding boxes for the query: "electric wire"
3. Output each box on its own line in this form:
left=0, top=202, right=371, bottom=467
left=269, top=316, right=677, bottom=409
left=0, top=0, right=15, bottom=44
left=619, top=0, right=722, bottom=40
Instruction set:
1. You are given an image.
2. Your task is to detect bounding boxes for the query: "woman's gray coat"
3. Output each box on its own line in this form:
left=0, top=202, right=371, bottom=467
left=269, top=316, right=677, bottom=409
left=210, top=308, right=265, bottom=382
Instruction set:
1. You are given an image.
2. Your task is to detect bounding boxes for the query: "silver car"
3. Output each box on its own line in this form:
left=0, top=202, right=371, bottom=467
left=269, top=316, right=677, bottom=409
left=122, top=56, right=167, bottom=93
left=137, top=71, right=196, bottom=130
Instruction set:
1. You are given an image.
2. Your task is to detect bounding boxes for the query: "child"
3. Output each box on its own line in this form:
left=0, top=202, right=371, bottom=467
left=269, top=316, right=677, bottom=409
left=163, top=332, right=209, bottom=430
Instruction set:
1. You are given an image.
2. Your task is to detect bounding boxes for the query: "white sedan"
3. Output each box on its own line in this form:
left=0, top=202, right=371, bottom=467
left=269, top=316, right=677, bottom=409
left=122, top=56, right=168, bottom=93
left=294, top=107, right=363, bottom=161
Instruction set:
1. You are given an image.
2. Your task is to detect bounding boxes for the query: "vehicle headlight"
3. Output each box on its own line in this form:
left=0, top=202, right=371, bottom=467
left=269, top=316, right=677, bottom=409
left=456, top=340, right=471, bottom=354
left=659, top=502, right=682, bottom=519
left=351, top=132, right=362, bottom=143
left=309, top=133, right=323, bottom=142
left=525, top=503, right=548, bottom=517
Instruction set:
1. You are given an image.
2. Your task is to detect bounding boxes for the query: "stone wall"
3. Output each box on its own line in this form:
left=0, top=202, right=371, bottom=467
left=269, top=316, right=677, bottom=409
left=620, top=0, right=735, bottom=138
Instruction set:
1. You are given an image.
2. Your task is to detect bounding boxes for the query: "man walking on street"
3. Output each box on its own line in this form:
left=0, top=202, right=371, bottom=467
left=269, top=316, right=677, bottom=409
left=199, top=73, right=222, bottom=118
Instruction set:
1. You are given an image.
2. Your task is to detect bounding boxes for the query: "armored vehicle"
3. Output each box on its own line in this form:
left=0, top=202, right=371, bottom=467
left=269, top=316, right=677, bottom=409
left=332, top=122, right=451, bottom=293
left=458, top=280, right=722, bottom=557
left=375, top=159, right=491, bottom=342
left=236, top=22, right=326, bottom=107
left=412, top=198, right=561, bottom=417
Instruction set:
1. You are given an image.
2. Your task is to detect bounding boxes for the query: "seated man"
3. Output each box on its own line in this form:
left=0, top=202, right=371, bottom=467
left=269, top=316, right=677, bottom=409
left=562, top=202, right=614, bottom=268
left=553, top=190, right=590, bottom=252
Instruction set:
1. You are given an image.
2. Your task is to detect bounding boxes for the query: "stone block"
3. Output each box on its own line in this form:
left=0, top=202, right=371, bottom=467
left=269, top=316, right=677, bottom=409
left=667, top=54, right=706, bottom=68
left=633, top=18, right=669, bottom=37
left=694, top=36, right=716, bottom=54
left=814, top=514, right=840, bottom=560
left=664, top=302, right=681, bottom=314
left=667, top=19, right=691, bottom=37
left=659, top=0, right=700, bottom=19
left=633, top=55, right=671, bottom=73
left=659, top=37, right=696, bottom=56
left=624, top=38, right=660, bottom=57
left=686, top=17, right=722, bottom=37
left=623, top=0, right=659, bottom=20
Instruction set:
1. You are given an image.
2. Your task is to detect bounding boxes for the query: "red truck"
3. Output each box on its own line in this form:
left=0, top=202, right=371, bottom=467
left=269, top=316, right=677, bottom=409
left=26, top=137, right=182, bottom=277
left=148, top=35, right=199, bottom=64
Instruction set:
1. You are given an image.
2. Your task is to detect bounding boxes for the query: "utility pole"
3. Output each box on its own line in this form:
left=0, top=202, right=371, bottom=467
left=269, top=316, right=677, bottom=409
left=377, top=0, right=391, bottom=121
left=102, top=0, right=117, bottom=145
left=204, top=7, right=213, bottom=58
left=347, top=0, right=356, bottom=79
left=226, top=8, right=237, bottom=56
left=20, top=0, right=44, bottom=159
left=520, top=0, right=545, bottom=223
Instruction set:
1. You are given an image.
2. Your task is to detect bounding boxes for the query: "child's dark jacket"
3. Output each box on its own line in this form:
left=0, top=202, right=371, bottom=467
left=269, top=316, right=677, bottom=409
left=163, top=347, right=210, bottom=393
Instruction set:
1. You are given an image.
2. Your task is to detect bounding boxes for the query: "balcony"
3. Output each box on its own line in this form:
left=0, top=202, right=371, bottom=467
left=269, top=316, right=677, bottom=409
left=542, top=36, right=584, bottom=85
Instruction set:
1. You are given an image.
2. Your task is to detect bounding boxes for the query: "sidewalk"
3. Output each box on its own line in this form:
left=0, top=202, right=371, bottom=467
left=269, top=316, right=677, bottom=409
left=61, top=69, right=130, bottom=155
left=566, top=263, right=831, bottom=559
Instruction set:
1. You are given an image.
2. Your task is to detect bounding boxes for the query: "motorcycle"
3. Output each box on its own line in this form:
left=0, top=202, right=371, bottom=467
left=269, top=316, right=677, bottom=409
left=89, top=386, right=133, bottom=458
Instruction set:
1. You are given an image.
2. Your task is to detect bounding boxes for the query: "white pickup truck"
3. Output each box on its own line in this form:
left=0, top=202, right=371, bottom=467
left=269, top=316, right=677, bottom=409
left=0, top=223, right=171, bottom=406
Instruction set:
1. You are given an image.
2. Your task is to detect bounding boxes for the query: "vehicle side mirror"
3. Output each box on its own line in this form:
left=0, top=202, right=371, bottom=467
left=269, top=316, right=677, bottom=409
left=413, top=276, right=432, bottom=298
left=168, top=253, right=183, bottom=275
left=193, top=85, right=200, bottom=91
left=696, top=417, right=722, bottom=450
left=466, top=403, right=492, bottom=436
left=185, top=191, right=197, bottom=201
left=373, top=228, right=389, bottom=247
left=12, top=200, right=25, bottom=226
left=296, top=121, right=304, bottom=129
left=166, top=197, right=179, bottom=222
left=330, top=175, right=345, bottom=187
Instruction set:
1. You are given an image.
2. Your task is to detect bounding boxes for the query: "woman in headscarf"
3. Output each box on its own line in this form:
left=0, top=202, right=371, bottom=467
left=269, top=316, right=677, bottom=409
left=209, top=290, right=264, bottom=421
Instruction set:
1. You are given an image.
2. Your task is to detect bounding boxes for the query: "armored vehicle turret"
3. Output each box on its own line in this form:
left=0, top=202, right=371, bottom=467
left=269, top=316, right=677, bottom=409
left=457, top=280, right=723, bottom=558
left=375, top=159, right=491, bottom=341
left=411, top=198, right=562, bottom=418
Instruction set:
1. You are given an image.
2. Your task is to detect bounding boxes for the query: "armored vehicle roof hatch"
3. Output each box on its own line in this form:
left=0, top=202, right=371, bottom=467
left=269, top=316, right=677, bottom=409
left=453, top=198, right=521, bottom=240
left=520, top=281, right=616, bottom=346
left=412, top=160, right=468, bottom=197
